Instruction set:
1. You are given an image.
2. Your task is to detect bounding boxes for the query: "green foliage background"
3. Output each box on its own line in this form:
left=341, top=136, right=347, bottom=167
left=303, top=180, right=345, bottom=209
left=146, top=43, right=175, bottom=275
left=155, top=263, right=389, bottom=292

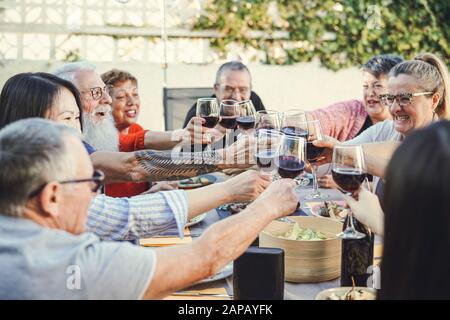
left=194, top=0, right=449, bottom=70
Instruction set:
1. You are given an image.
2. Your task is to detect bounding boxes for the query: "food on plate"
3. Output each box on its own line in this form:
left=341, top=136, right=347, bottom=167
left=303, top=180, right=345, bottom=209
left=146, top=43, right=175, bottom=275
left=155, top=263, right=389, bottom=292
left=178, top=176, right=213, bottom=188
left=317, top=201, right=349, bottom=220
left=277, top=222, right=328, bottom=241
left=326, top=288, right=376, bottom=300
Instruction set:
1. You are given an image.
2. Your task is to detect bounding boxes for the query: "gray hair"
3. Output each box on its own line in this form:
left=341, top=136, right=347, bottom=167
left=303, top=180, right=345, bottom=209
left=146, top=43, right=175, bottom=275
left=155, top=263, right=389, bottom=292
left=0, top=118, right=79, bottom=217
left=53, top=61, right=96, bottom=83
left=214, top=61, right=252, bottom=86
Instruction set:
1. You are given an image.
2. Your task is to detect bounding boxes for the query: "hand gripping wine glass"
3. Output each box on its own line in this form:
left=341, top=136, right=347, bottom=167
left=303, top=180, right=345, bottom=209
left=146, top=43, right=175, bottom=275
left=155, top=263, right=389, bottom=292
left=332, top=145, right=367, bottom=239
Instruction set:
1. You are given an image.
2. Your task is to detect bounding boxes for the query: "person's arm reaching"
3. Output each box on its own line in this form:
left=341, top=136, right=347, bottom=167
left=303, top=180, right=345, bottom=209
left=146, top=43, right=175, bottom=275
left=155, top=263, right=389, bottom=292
left=143, top=117, right=225, bottom=150
left=86, top=170, right=270, bottom=240
left=91, top=135, right=255, bottom=184
left=185, top=170, right=271, bottom=220
left=86, top=191, right=188, bottom=241
left=142, top=178, right=298, bottom=299
left=313, top=139, right=400, bottom=179
left=361, top=142, right=399, bottom=178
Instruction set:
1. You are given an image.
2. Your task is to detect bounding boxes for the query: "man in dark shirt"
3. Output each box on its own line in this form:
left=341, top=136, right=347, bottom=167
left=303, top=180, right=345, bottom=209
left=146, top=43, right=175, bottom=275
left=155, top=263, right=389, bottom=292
left=183, top=61, right=265, bottom=149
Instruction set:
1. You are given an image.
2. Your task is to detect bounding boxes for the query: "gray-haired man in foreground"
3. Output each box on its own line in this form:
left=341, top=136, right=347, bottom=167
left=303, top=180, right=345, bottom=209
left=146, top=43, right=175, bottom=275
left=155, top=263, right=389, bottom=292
left=0, top=118, right=297, bottom=299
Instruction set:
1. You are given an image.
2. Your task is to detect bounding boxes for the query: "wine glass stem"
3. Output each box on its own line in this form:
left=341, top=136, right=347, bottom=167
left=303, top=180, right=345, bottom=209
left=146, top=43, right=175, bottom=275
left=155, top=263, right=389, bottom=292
left=311, top=164, right=319, bottom=193
left=346, top=203, right=356, bottom=230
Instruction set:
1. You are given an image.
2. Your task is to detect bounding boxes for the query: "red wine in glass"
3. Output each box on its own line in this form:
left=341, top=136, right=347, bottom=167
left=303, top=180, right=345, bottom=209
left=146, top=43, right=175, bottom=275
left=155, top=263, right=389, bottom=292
left=219, top=116, right=237, bottom=129
left=237, top=116, right=255, bottom=130
left=202, top=116, right=219, bottom=128
left=276, top=156, right=305, bottom=179
left=306, top=142, right=325, bottom=163
left=281, top=126, right=309, bottom=139
left=331, top=168, right=367, bottom=193
left=255, top=150, right=277, bottom=169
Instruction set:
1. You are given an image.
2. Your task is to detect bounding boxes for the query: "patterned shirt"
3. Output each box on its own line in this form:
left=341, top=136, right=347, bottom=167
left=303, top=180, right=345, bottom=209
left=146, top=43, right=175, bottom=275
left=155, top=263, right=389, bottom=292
left=86, top=190, right=188, bottom=241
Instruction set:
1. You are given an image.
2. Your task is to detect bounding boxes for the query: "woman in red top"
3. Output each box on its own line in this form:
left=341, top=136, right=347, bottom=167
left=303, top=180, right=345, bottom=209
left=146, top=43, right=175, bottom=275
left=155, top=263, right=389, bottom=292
left=101, top=69, right=177, bottom=197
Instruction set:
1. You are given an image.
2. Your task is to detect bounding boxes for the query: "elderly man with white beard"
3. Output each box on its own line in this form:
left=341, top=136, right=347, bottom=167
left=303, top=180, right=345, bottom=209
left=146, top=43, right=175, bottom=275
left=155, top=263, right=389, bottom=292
left=54, top=62, right=215, bottom=153
left=54, top=62, right=254, bottom=186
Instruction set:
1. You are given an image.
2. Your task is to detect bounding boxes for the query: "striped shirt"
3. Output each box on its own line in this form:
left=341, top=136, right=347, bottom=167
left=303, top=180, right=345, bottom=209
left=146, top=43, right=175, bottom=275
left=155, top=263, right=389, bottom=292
left=86, top=190, right=188, bottom=241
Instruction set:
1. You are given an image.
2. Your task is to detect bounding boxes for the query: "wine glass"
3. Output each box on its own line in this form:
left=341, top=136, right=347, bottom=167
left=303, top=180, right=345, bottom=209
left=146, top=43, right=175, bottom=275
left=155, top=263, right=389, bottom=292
left=196, top=98, right=219, bottom=150
left=255, top=110, right=281, bottom=133
left=219, top=100, right=239, bottom=130
left=280, top=110, right=308, bottom=137
left=280, top=110, right=309, bottom=185
left=236, top=100, right=257, bottom=133
left=304, top=120, right=329, bottom=200
left=275, top=134, right=306, bottom=180
left=255, top=129, right=284, bottom=174
left=332, top=145, right=367, bottom=239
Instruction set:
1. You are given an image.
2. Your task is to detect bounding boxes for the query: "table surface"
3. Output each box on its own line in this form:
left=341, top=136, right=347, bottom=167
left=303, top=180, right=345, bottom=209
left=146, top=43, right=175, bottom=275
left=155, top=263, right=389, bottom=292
left=182, top=178, right=382, bottom=300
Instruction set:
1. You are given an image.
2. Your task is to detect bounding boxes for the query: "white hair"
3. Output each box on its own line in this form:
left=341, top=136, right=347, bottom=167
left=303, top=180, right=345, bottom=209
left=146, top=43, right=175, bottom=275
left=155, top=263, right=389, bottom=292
left=0, top=119, right=79, bottom=217
left=53, top=61, right=97, bottom=83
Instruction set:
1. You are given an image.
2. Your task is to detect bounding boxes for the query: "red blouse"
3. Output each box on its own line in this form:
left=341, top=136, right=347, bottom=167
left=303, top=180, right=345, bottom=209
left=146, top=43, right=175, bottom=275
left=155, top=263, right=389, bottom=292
left=105, top=123, right=150, bottom=197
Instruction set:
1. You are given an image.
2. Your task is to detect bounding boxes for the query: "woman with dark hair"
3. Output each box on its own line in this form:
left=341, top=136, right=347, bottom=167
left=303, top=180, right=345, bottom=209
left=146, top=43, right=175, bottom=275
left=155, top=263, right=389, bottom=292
left=0, top=72, right=83, bottom=132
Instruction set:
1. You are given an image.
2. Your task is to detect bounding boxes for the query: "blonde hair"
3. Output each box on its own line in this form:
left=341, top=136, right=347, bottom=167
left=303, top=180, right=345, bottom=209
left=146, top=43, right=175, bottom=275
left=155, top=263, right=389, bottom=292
left=389, top=53, right=450, bottom=119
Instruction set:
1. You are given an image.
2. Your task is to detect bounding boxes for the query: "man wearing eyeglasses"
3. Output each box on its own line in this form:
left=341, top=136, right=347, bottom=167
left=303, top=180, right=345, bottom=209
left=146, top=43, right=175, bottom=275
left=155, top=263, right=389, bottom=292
left=0, top=118, right=298, bottom=299
left=182, top=61, right=266, bottom=151
left=55, top=62, right=214, bottom=154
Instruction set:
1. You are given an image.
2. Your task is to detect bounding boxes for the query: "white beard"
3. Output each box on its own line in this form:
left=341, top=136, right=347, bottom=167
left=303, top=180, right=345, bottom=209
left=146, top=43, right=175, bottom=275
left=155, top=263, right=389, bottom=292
left=82, top=105, right=120, bottom=152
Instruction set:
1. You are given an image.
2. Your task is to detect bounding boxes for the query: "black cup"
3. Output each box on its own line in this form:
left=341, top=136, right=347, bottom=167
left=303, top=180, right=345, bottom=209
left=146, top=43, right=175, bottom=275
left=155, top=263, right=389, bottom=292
left=233, top=246, right=284, bottom=300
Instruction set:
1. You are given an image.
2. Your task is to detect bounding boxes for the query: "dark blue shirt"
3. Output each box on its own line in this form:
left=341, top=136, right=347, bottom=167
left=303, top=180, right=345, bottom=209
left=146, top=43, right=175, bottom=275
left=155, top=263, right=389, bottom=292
left=82, top=141, right=96, bottom=155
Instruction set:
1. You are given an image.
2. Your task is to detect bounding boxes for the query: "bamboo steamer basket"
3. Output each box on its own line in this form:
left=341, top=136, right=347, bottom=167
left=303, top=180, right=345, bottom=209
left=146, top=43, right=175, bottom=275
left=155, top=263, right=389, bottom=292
left=259, top=216, right=343, bottom=283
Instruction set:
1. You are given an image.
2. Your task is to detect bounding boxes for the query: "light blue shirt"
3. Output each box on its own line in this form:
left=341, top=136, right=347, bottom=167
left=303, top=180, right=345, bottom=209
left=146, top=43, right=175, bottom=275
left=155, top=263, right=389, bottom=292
left=0, top=214, right=156, bottom=299
left=87, top=190, right=189, bottom=240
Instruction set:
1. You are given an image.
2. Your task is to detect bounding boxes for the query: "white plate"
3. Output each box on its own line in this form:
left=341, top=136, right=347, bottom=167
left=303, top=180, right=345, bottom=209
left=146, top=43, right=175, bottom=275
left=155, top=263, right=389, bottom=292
left=197, top=262, right=233, bottom=284
left=315, top=287, right=377, bottom=300
left=308, top=201, right=348, bottom=222
left=186, top=213, right=207, bottom=227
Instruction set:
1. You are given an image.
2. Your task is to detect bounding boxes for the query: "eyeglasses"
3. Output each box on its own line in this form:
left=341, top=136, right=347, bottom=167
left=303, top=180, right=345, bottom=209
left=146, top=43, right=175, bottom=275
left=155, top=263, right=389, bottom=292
left=379, top=92, right=434, bottom=108
left=59, top=170, right=105, bottom=193
left=28, top=170, right=105, bottom=198
left=82, top=85, right=113, bottom=101
left=222, top=85, right=250, bottom=96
